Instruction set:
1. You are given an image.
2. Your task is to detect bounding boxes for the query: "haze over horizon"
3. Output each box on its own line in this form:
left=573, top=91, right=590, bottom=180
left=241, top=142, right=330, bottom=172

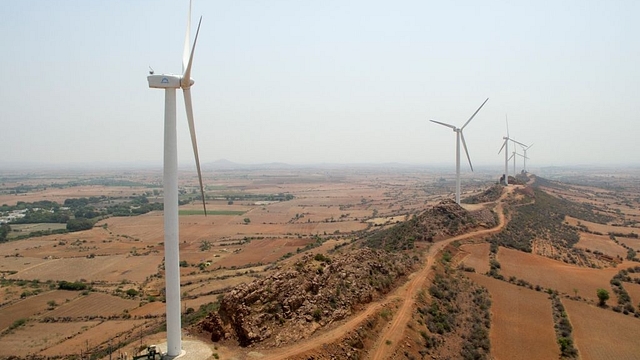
left=2, top=1, right=639, bottom=171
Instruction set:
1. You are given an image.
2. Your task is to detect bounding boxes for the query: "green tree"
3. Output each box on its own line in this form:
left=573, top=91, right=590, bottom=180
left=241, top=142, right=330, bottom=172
left=596, top=288, right=609, bottom=306
left=243, top=218, right=251, bottom=225
left=66, top=218, right=94, bottom=232
left=126, top=288, right=139, bottom=298
left=0, top=224, right=10, bottom=242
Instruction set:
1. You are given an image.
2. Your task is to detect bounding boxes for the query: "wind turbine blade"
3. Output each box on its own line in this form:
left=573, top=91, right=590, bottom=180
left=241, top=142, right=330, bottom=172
left=182, top=0, right=192, bottom=74
left=527, top=143, right=534, bottom=149
left=498, top=139, right=506, bottom=154
left=511, top=139, right=527, bottom=147
left=508, top=152, right=515, bottom=161
left=505, top=115, right=510, bottom=138
left=462, top=97, right=489, bottom=130
left=430, top=120, right=457, bottom=130
left=460, top=131, right=473, bottom=171
left=183, top=87, right=207, bottom=216
left=182, top=16, right=202, bottom=88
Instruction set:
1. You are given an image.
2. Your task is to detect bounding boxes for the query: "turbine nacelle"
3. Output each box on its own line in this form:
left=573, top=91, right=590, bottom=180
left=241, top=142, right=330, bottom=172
left=148, top=74, right=195, bottom=89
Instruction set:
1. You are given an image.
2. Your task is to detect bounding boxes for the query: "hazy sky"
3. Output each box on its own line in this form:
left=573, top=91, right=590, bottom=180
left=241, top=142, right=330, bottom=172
left=1, top=0, right=639, bottom=170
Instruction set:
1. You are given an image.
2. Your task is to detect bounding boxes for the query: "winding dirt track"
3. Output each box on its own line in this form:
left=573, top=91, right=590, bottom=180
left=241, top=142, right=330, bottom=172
left=368, top=202, right=506, bottom=359
left=259, top=200, right=507, bottom=360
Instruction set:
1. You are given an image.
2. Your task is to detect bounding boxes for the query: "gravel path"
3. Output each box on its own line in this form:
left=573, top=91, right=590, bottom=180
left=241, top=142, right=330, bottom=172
left=155, top=340, right=213, bottom=359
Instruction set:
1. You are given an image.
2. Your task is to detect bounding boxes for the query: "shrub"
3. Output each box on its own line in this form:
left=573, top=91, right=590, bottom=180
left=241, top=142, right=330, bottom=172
left=596, top=288, right=610, bottom=306
left=58, top=281, right=87, bottom=291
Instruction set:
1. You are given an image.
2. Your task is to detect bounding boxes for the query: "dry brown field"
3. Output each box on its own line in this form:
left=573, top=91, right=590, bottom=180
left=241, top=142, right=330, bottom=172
left=497, top=247, right=633, bottom=302
left=183, top=294, right=220, bottom=310
left=0, top=185, right=152, bottom=207
left=624, top=282, right=640, bottom=308
left=7, top=254, right=163, bottom=283
left=40, top=319, right=149, bottom=357
left=458, top=243, right=491, bottom=274
left=0, top=321, right=100, bottom=357
left=46, top=292, right=139, bottom=318
left=0, top=290, right=79, bottom=332
left=616, top=236, right=640, bottom=250
left=467, top=273, right=559, bottom=360
left=181, top=275, right=256, bottom=296
left=574, top=232, right=628, bottom=259
left=0, top=256, right=49, bottom=272
left=566, top=216, right=638, bottom=236
left=564, top=299, right=640, bottom=360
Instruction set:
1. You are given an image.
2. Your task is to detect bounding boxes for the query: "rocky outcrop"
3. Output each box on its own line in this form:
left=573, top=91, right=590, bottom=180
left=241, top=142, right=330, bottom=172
left=363, top=199, right=487, bottom=250
left=198, top=248, right=416, bottom=347
left=462, top=184, right=503, bottom=204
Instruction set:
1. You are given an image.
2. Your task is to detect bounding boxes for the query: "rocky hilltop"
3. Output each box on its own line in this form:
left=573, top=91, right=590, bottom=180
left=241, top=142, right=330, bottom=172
left=197, top=199, right=492, bottom=348
left=363, top=199, right=496, bottom=251
left=199, top=248, right=416, bottom=347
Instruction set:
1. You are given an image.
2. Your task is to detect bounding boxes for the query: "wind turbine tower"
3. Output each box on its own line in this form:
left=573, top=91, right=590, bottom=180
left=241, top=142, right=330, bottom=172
left=498, top=117, right=525, bottom=185
left=431, top=98, right=489, bottom=204
left=147, top=1, right=206, bottom=357
left=509, top=150, right=523, bottom=176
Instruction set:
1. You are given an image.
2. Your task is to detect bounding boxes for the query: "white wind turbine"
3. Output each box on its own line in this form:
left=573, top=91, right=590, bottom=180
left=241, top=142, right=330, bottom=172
left=498, top=116, right=525, bottom=185
left=431, top=98, right=489, bottom=204
left=147, top=1, right=206, bottom=357
left=508, top=149, right=526, bottom=176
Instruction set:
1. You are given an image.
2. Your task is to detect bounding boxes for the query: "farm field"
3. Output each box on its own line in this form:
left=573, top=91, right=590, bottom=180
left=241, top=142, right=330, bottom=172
left=6, top=254, right=163, bottom=283
left=496, top=247, right=633, bottom=302
left=0, top=321, right=100, bottom=357
left=564, top=299, right=640, bottom=360
left=565, top=216, right=639, bottom=236
left=0, top=290, right=80, bottom=332
left=45, top=292, right=139, bottom=318
left=7, top=223, right=67, bottom=239
left=468, top=273, right=559, bottom=360
left=458, top=243, right=491, bottom=274
left=40, top=319, right=149, bottom=357
left=574, top=232, right=628, bottom=259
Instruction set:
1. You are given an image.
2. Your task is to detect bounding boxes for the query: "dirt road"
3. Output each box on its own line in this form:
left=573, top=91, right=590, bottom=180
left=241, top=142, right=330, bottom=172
left=253, top=199, right=507, bottom=360
left=367, top=202, right=506, bottom=359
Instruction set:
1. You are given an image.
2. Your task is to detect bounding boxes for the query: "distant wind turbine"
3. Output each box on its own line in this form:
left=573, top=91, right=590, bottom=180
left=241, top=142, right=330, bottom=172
left=498, top=116, right=525, bottom=185
left=431, top=98, right=489, bottom=204
left=147, top=0, right=206, bottom=356
left=508, top=150, right=527, bottom=176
